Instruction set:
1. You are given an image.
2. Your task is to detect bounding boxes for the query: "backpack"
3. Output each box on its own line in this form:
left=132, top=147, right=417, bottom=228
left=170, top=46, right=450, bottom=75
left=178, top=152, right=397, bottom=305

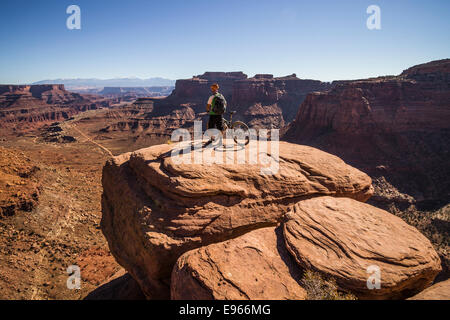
left=212, top=93, right=227, bottom=115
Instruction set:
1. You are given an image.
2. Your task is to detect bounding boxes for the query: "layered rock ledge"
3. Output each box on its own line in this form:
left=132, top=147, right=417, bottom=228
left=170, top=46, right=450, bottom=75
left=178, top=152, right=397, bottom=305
left=101, top=140, right=441, bottom=300
left=101, top=141, right=373, bottom=298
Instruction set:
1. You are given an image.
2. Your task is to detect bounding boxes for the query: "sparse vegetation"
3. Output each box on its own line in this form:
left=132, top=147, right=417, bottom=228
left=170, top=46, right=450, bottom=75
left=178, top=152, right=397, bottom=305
left=300, top=270, right=357, bottom=300
left=389, top=203, right=450, bottom=278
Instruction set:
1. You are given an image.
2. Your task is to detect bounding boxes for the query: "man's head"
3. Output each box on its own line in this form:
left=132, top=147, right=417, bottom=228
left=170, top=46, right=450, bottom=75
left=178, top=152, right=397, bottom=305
left=211, top=83, right=219, bottom=93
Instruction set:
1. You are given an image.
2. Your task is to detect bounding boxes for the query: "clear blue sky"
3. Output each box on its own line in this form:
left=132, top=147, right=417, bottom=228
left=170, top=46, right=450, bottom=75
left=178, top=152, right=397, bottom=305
left=1, top=0, right=449, bottom=84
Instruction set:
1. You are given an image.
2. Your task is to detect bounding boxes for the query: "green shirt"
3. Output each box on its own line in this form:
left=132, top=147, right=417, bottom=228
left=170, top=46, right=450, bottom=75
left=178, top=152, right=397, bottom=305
left=207, top=92, right=224, bottom=115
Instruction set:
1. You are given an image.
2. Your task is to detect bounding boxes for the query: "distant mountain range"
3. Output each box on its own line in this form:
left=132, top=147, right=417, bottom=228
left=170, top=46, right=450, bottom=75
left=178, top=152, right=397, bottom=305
left=32, top=77, right=176, bottom=90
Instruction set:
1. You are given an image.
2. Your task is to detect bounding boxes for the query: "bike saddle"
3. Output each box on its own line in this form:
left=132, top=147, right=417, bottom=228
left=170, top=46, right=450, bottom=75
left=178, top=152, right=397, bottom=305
left=229, top=111, right=237, bottom=115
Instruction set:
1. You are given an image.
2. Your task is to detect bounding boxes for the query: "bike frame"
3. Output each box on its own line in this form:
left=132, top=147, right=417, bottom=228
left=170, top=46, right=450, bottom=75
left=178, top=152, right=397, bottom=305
left=222, top=112, right=235, bottom=129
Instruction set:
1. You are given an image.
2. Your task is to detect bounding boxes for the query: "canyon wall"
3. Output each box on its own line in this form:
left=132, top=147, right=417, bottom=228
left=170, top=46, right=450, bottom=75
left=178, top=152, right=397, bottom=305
left=0, top=84, right=109, bottom=134
left=99, top=86, right=174, bottom=100
left=283, top=59, right=450, bottom=206
left=232, top=74, right=331, bottom=128
left=96, top=72, right=331, bottom=145
left=151, top=72, right=330, bottom=128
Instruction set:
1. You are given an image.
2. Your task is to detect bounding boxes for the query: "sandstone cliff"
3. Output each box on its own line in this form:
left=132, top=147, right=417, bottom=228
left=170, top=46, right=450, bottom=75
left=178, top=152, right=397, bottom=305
left=0, top=84, right=109, bottom=134
left=232, top=74, right=331, bottom=128
left=283, top=59, right=450, bottom=206
left=0, top=84, right=85, bottom=107
left=167, top=72, right=247, bottom=104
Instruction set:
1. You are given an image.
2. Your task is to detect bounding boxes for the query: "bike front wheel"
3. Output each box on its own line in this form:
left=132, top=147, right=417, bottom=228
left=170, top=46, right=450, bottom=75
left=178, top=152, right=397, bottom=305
left=231, top=121, right=250, bottom=146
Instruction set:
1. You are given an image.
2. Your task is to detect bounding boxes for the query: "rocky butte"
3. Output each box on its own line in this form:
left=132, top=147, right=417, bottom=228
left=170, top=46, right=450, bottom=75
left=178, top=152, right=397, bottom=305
left=146, top=71, right=331, bottom=128
left=167, top=72, right=247, bottom=103
left=99, top=140, right=441, bottom=300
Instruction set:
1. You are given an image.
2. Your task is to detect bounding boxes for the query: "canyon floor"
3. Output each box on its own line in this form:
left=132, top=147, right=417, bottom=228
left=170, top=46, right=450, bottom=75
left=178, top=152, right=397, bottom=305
left=0, top=108, right=156, bottom=300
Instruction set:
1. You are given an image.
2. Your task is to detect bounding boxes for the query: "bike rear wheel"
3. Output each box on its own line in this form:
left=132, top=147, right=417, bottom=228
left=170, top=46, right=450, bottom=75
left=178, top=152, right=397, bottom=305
left=231, top=121, right=250, bottom=146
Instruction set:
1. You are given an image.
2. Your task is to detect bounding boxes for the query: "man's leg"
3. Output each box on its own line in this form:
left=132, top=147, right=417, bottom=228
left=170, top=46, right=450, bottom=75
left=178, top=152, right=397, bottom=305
left=204, top=116, right=215, bottom=146
left=213, top=115, right=224, bottom=144
left=207, top=115, right=213, bottom=130
left=217, top=115, right=224, bottom=134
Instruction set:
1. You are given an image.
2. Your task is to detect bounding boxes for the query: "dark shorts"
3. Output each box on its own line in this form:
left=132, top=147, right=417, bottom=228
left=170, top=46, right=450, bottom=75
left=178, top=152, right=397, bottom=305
left=207, top=114, right=223, bottom=131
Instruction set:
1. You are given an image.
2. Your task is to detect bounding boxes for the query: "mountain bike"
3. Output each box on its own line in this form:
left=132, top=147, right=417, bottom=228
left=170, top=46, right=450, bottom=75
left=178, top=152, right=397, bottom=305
left=222, top=111, right=250, bottom=146
left=202, top=111, right=250, bottom=146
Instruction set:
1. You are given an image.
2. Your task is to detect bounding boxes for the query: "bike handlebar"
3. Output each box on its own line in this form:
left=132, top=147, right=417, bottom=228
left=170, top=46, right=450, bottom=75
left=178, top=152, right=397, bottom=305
left=197, top=111, right=236, bottom=117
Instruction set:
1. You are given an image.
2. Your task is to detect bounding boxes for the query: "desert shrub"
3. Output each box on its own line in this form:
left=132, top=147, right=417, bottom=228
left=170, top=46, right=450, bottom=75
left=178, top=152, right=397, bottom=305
left=300, top=270, right=357, bottom=300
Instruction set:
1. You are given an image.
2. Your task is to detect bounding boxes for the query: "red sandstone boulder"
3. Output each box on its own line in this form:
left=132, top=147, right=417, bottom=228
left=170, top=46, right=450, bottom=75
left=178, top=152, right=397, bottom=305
left=283, top=196, right=442, bottom=299
left=101, top=141, right=373, bottom=298
left=407, top=279, right=450, bottom=300
left=171, top=227, right=307, bottom=300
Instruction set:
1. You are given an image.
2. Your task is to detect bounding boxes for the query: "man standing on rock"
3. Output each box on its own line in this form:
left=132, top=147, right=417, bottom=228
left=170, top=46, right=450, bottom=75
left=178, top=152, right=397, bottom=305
left=204, top=83, right=226, bottom=146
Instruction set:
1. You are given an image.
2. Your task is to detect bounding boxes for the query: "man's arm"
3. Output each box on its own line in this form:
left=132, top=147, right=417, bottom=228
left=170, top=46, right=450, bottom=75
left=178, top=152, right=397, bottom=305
left=206, top=95, right=213, bottom=112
